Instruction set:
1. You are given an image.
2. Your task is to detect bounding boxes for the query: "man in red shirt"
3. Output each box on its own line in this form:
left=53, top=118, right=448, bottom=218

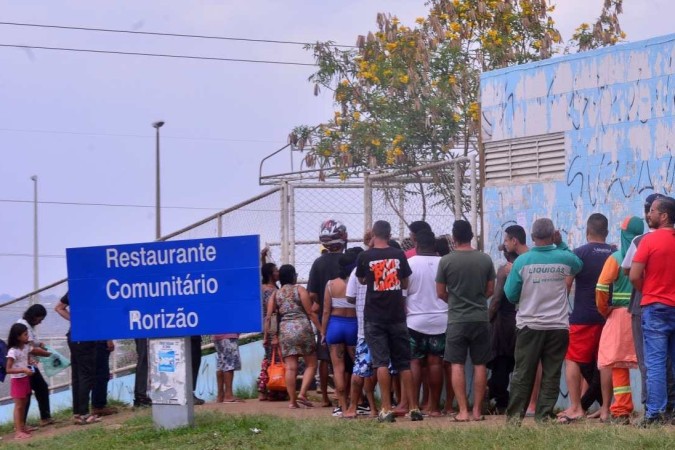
left=629, top=196, right=675, bottom=425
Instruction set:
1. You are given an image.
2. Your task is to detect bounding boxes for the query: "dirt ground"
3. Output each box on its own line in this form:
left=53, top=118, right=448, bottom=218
left=0, top=393, right=594, bottom=444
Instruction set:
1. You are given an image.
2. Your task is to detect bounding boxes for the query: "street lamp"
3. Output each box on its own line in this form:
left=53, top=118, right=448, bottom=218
left=30, top=175, right=38, bottom=304
left=152, top=121, right=165, bottom=240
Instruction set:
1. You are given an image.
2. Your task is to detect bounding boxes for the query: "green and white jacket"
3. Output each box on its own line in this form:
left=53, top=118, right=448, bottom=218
left=504, top=243, right=583, bottom=330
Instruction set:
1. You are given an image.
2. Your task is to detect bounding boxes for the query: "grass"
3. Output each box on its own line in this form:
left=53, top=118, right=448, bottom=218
left=0, top=399, right=130, bottom=435
left=234, top=382, right=259, bottom=400
left=2, top=410, right=674, bottom=450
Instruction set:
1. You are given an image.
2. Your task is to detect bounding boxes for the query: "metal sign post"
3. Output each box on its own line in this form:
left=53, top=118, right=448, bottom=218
left=149, top=337, right=194, bottom=428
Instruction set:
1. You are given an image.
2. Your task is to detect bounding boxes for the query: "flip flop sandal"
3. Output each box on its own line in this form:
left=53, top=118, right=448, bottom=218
left=297, top=397, right=314, bottom=408
left=556, top=415, right=584, bottom=424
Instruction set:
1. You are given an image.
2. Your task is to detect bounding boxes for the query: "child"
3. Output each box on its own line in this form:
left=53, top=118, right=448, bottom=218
left=6, top=323, right=37, bottom=440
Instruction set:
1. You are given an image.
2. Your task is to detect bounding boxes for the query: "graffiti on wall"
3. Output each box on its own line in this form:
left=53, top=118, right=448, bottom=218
left=481, top=34, right=675, bottom=259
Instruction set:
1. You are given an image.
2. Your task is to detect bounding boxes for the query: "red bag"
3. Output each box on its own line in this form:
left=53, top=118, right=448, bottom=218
left=266, top=346, right=286, bottom=391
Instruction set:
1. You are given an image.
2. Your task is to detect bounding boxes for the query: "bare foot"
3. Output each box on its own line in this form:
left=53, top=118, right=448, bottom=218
left=342, top=410, right=358, bottom=419
left=217, top=394, right=225, bottom=403
left=393, top=407, right=408, bottom=417
left=15, top=432, right=32, bottom=440
left=586, top=409, right=599, bottom=419
left=288, top=403, right=300, bottom=409
left=427, top=411, right=443, bottom=418
left=453, top=412, right=472, bottom=422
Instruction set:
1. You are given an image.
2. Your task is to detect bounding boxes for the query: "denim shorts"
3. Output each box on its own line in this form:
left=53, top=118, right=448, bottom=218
left=353, top=338, right=397, bottom=378
left=364, top=321, right=411, bottom=371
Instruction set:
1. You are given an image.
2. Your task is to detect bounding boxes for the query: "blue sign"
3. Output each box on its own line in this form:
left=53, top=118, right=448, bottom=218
left=66, top=235, right=262, bottom=341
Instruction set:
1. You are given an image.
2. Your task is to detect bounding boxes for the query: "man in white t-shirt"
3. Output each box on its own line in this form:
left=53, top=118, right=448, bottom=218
left=405, top=229, right=447, bottom=417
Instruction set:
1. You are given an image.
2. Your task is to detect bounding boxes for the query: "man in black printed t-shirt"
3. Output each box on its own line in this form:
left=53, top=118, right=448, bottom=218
left=356, top=220, right=423, bottom=423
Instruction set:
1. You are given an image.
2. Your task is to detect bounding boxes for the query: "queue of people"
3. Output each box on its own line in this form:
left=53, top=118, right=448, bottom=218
left=260, top=203, right=674, bottom=427
left=6, top=195, right=675, bottom=442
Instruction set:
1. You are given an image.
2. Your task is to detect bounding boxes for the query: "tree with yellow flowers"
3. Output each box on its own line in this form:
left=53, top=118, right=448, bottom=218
left=291, top=0, right=624, bottom=182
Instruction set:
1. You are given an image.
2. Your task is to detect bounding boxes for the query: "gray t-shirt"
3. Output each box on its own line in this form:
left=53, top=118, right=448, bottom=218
left=436, top=250, right=496, bottom=323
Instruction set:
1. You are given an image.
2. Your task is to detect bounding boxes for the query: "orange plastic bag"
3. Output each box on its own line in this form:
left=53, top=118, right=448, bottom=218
left=266, top=346, right=286, bottom=391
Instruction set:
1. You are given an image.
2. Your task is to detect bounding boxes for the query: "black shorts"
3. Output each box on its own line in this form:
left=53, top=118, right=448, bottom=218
left=409, top=328, right=446, bottom=359
left=316, top=334, right=330, bottom=362
left=444, top=321, right=490, bottom=365
left=364, top=321, right=411, bottom=371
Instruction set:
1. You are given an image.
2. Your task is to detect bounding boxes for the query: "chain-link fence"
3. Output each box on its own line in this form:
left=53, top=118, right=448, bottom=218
left=366, top=157, right=478, bottom=248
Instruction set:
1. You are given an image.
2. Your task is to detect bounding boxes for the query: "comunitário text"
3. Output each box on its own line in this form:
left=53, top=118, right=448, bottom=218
left=106, top=274, right=218, bottom=300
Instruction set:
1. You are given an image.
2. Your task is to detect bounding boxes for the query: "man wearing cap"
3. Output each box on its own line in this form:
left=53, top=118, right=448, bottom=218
left=503, top=218, right=583, bottom=425
left=621, top=193, right=675, bottom=417
left=629, top=196, right=675, bottom=425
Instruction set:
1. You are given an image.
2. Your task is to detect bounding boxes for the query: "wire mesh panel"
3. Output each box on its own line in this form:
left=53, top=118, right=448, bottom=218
left=368, top=158, right=478, bottom=248
left=289, top=184, right=366, bottom=283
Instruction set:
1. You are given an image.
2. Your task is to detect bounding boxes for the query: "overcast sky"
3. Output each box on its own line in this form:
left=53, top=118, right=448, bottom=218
left=1, top=0, right=672, bottom=297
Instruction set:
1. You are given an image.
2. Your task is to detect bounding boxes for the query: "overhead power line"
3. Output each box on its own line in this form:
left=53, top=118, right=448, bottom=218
left=0, top=127, right=285, bottom=144
left=0, top=43, right=317, bottom=66
left=0, top=198, right=221, bottom=211
left=0, top=21, right=356, bottom=48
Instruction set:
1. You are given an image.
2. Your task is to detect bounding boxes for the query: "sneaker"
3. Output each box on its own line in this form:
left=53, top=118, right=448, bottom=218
left=193, top=395, right=206, bottom=406
left=378, top=410, right=396, bottom=423
left=332, top=406, right=343, bottom=417
left=356, top=404, right=371, bottom=415
left=636, top=414, right=666, bottom=428
left=409, top=409, right=424, bottom=422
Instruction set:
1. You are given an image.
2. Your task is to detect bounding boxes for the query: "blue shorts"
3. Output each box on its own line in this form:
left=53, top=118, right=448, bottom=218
left=353, top=338, right=397, bottom=378
left=326, top=316, right=358, bottom=346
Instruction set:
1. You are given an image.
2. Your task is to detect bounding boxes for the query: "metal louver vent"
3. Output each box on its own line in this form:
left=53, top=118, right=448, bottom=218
left=483, top=133, right=565, bottom=184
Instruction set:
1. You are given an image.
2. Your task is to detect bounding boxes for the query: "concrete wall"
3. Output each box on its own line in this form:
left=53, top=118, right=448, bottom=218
left=481, top=33, right=675, bottom=253
left=480, top=34, right=675, bottom=411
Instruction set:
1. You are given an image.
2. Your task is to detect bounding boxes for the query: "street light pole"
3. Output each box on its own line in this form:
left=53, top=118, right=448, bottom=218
left=153, top=121, right=165, bottom=240
left=30, top=175, right=38, bottom=304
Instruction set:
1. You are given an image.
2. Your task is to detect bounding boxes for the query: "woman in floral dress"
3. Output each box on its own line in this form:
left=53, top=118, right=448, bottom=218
left=264, top=264, right=320, bottom=409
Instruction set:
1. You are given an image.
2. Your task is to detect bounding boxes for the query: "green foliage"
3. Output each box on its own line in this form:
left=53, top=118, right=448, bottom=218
left=291, top=0, right=625, bottom=179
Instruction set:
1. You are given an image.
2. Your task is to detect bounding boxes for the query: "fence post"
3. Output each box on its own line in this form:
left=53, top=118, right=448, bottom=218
left=398, top=185, right=405, bottom=241
left=280, top=181, right=289, bottom=264
left=470, top=154, right=478, bottom=248
left=289, top=184, right=296, bottom=267
left=217, top=213, right=223, bottom=238
left=454, top=161, right=462, bottom=221
left=364, top=172, right=373, bottom=231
